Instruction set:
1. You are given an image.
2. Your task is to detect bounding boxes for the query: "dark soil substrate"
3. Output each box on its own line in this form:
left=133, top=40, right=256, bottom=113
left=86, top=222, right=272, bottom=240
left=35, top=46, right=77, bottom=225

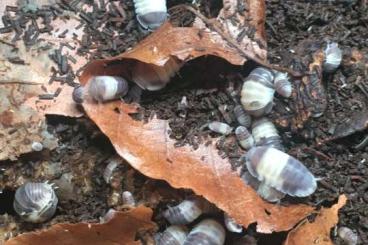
left=0, top=0, right=367, bottom=244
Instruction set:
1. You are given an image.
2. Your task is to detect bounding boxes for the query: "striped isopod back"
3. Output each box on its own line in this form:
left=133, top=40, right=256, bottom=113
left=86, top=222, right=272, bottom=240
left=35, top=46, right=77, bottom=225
left=208, top=121, right=233, bottom=135
left=235, top=126, right=254, bottom=150
left=183, top=219, right=225, bottom=245
left=133, top=0, right=167, bottom=31
left=87, top=76, right=129, bottom=102
left=13, top=182, right=58, bottom=223
left=157, top=225, right=188, bottom=245
left=245, top=146, right=317, bottom=197
left=240, top=67, right=275, bottom=117
left=273, top=72, right=292, bottom=98
left=233, top=105, right=252, bottom=128
left=251, top=118, right=284, bottom=151
left=337, top=227, right=358, bottom=245
left=163, top=198, right=203, bottom=225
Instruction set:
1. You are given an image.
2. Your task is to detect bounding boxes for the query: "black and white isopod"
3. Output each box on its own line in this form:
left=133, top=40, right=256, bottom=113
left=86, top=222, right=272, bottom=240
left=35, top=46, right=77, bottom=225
left=163, top=198, right=204, bottom=225
left=338, top=226, right=358, bottom=245
left=73, top=76, right=129, bottom=103
left=235, top=126, right=254, bottom=150
left=251, top=118, right=284, bottom=151
left=133, top=0, right=167, bottom=31
left=245, top=146, right=317, bottom=197
left=233, top=105, right=252, bottom=128
left=240, top=67, right=275, bottom=117
left=273, top=72, right=292, bottom=98
left=157, top=225, right=188, bottom=245
left=13, top=182, right=58, bottom=223
left=183, top=219, right=225, bottom=245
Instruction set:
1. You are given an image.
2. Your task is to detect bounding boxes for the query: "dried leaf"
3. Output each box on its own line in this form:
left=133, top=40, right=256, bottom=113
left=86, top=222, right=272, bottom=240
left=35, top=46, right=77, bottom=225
left=284, top=195, right=347, bottom=245
left=81, top=101, right=313, bottom=233
left=5, top=206, right=156, bottom=245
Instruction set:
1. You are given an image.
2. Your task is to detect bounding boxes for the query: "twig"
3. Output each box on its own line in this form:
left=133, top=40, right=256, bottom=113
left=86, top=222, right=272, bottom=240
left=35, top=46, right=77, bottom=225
left=0, top=80, right=42, bottom=85
left=0, top=38, right=17, bottom=48
left=170, top=4, right=303, bottom=77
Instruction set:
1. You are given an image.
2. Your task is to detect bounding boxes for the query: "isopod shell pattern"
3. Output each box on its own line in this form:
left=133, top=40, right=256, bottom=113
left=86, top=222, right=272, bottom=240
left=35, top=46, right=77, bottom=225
left=183, top=219, right=225, bottom=245
left=133, top=0, right=167, bottom=31
left=337, top=226, right=358, bottom=245
left=256, top=181, right=285, bottom=202
left=88, top=76, right=129, bottom=102
left=208, top=121, right=233, bottom=135
left=235, top=126, right=255, bottom=150
left=13, top=182, right=58, bottom=223
left=122, top=191, right=136, bottom=207
left=132, top=59, right=183, bottom=91
left=273, top=72, right=292, bottom=98
left=163, top=199, right=203, bottom=225
left=233, top=105, right=252, bottom=128
left=240, top=67, right=275, bottom=117
left=323, top=42, right=342, bottom=73
left=157, top=225, right=188, bottom=245
left=251, top=118, right=284, bottom=151
left=245, top=146, right=317, bottom=197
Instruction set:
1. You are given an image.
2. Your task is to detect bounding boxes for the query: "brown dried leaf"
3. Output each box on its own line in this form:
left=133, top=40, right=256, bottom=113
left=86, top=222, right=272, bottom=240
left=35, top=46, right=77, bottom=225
left=81, top=101, right=313, bottom=233
left=284, top=195, right=347, bottom=245
left=5, top=206, right=156, bottom=245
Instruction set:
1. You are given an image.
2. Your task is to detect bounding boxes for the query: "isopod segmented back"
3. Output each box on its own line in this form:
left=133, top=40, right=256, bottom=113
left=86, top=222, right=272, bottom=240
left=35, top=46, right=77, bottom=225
left=183, top=219, right=225, bottom=245
left=158, top=225, right=188, bottom=245
left=87, top=76, right=129, bottom=102
left=245, top=146, right=317, bottom=197
left=163, top=198, right=203, bottom=225
left=133, top=0, right=167, bottom=31
left=13, top=182, right=58, bottom=223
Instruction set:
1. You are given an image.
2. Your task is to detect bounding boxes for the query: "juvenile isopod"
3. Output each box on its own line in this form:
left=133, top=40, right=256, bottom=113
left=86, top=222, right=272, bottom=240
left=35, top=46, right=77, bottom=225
left=133, top=0, right=167, bottom=31
left=337, top=226, right=358, bottom=245
left=235, top=126, right=254, bottom=150
left=233, top=105, right=252, bottom=128
left=245, top=146, right=317, bottom=197
left=240, top=67, right=275, bottom=117
left=208, top=121, right=233, bottom=135
left=224, top=213, right=243, bottom=233
left=163, top=198, right=204, bottom=225
left=103, top=156, right=123, bottom=184
left=251, top=118, right=284, bottom=151
left=122, top=191, right=136, bottom=207
left=157, top=225, right=188, bottom=245
left=88, top=76, right=129, bottom=102
left=31, top=141, right=43, bottom=152
left=132, top=59, right=183, bottom=91
left=323, top=42, right=342, bottom=73
left=13, top=182, right=58, bottom=223
left=273, top=72, right=292, bottom=98
left=183, top=219, right=225, bottom=245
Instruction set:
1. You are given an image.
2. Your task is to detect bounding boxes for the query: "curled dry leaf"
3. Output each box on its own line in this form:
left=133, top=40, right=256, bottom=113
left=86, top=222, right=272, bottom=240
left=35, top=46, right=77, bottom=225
left=5, top=206, right=156, bottom=245
left=81, top=100, right=313, bottom=233
left=284, top=195, right=347, bottom=245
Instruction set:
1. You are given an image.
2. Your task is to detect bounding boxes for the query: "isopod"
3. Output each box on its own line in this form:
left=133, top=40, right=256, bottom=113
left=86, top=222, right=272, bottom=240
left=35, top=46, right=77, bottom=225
left=133, top=0, right=167, bottom=31
left=251, top=118, right=284, bottom=151
left=122, top=191, right=136, bottom=207
left=240, top=67, right=275, bottom=117
left=233, top=105, right=252, bottom=128
left=87, top=76, right=129, bottom=102
left=224, top=213, right=243, bottom=233
left=157, top=225, right=188, bottom=245
left=208, top=121, right=233, bottom=135
left=273, top=72, right=292, bottom=98
left=323, top=42, right=342, bottom=73
left=337, top=226, right=358, bottom=245
left=163, top=198, right=204, bottom=225
left=245, top=146, right=317, bottom=197
left=13, top=182, right=58, bottom=223
left=132, top=59, right=183, bottom=91
left=235, top=126, right=255, bottom=150
left=103, top=156, right=123, bottom=184
left=183, top=219, right=225, bottom=245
